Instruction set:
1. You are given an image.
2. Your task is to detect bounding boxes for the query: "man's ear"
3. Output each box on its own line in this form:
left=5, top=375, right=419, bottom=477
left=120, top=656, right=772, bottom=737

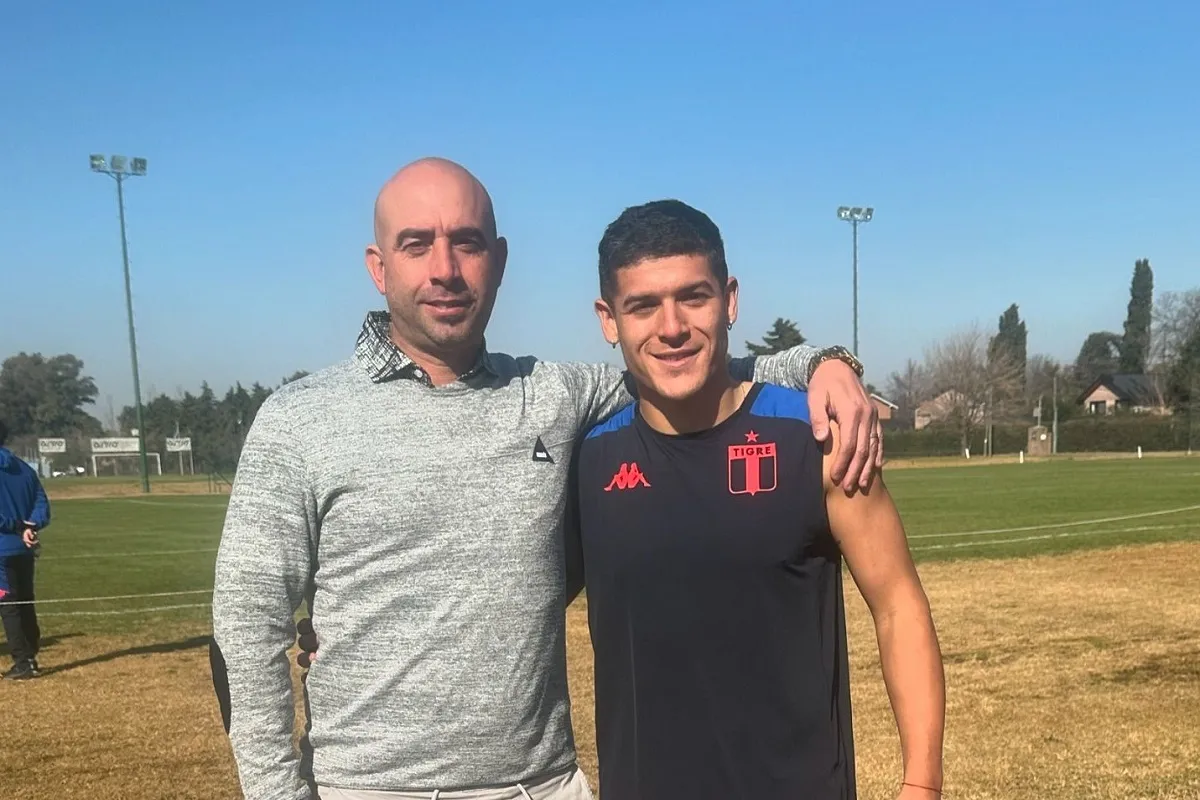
left=725, top=276, right=740, bottom=326
left=595, top=298, right=619, bottom=347
left=494, top=236, right=508, bottom=285
left=365, top=244, right=386, bottom=295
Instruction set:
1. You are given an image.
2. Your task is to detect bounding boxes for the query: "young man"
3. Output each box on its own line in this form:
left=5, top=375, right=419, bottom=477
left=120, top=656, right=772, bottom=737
left=569, top=200, right=945, bottom=799
left=0, top=421, right=50, bottom=681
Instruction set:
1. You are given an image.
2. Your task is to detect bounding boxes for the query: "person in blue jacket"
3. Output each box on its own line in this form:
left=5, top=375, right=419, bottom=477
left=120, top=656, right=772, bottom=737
left=0, top=420, right=50, bottom=680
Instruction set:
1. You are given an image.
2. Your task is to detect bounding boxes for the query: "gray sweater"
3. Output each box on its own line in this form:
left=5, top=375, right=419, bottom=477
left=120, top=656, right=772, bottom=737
left=212, top=313, right=822, bottom=799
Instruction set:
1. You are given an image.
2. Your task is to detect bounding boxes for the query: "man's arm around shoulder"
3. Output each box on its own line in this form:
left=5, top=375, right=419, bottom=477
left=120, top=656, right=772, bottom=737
left=543, top=359, right=634, bottom=431
left=821, top=423, right=946, bottom=799
left=212, top=393, right=318, bottom=800
left=736, top=343, right=883, bottom=491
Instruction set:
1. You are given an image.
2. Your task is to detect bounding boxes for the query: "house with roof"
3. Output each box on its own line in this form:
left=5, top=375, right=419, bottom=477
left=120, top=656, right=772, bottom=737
left=870, top=393, right=898, bottom=422
left=1077, top=373, right=1169, bottom=415
left=914, top=390, right=984, bottom=430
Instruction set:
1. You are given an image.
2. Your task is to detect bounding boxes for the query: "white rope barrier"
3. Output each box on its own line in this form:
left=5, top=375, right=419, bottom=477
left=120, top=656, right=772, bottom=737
left=2, top=589, right=211, bottom=606
left=907, top=503, right=1200, bottom=541
left=38, top=602, right=212, bottom=617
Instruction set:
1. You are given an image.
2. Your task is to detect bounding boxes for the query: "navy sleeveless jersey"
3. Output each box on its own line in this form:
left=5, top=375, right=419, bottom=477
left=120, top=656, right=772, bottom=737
left=574, top=383, right=855, bottom=800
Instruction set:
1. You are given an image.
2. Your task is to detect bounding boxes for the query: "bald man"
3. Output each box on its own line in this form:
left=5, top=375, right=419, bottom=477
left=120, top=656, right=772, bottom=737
left=211, top=157, right=881, bottom=800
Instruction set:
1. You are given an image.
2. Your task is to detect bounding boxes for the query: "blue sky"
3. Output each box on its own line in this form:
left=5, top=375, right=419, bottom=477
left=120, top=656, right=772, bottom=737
left=2, top=0, right=1197, bottom=415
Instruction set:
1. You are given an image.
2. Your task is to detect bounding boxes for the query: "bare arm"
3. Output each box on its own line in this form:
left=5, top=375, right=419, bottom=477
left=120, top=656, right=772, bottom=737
left=822, top=424, right=945, bottom=795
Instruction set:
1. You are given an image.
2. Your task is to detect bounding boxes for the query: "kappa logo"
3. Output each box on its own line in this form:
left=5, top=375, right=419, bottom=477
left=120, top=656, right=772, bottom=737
left=728, top=430, right=777, bottom=496
left=605, top=462, right=651, bottom=492
left=532, top=436, right=555, bottom=464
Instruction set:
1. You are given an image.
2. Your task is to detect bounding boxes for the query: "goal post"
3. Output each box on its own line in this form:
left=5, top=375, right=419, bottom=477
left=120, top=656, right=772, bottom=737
left=89, top=437, right=164, bottom=478
left=91, top=451, right=162, bottom=477
left=165, top=437, right=195, bottom=475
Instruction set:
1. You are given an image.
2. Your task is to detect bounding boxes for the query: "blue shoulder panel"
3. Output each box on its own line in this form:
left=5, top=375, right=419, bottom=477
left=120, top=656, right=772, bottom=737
left=749, top=384, right=811, bottom=423
left=584, top=403, right=637, bottom=440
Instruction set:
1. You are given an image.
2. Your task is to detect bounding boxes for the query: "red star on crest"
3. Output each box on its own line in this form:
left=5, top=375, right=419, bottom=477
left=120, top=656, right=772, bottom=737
left=745, top=430, right=759, bottom=443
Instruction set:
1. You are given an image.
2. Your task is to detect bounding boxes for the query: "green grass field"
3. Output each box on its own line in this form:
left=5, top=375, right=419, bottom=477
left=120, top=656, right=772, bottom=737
left=30, top=456, right=1200, bottom=630
left=10, top=455, right=1200, bottom=800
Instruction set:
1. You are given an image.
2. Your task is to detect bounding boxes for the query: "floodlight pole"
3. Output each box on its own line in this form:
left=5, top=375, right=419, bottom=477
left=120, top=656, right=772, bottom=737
left=92, top=155, right=151, bottom=494
left=853, top=220, right=860, bottom=357
left=837, top=206, right=873, bottom=357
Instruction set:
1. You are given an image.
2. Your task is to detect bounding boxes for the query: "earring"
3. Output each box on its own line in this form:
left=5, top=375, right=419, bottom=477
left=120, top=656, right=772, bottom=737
left=727, top=322, right=733, bottom=331
left=611, top=341, right=618, bottom=349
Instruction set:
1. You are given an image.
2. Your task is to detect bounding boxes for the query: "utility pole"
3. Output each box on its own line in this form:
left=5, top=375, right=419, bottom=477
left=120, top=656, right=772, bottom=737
left=1052, top=374, right=1060, bottom=454
left=986, top=385, right=994, bottom=457
left=1190, top=375, right=1198, bottom=456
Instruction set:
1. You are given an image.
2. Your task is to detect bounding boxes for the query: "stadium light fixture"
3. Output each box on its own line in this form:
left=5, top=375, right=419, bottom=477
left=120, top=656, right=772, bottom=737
left=89, top=153, right=152, bottom=493
left=836, top=205, right=875, bottom=357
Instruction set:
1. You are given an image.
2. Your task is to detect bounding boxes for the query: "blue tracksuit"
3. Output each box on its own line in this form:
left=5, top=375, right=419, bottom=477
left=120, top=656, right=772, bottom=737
left=0, top=447, right=50, bottom=597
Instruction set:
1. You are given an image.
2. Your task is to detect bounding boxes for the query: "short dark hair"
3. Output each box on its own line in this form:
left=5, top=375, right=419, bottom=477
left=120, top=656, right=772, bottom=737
left=0, top=420, right=7, bottom=447
left=597, top=199, right=728, bottom=300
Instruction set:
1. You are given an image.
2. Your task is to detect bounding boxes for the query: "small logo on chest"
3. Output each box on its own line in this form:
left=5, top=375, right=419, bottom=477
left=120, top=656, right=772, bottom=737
left=605, top=462, right=651, bottom=492
left=532, top=436, right=555, bottom=464
left=729, top=430, right=777, bottom=496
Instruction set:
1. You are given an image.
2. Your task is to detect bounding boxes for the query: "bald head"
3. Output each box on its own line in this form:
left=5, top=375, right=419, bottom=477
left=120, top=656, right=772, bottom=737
left=364, top=156, right=508, bottom=383
left=373, top=157, right=497, bottom=247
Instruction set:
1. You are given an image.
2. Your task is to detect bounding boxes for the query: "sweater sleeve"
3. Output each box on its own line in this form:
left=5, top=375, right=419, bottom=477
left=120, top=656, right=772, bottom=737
left=552, top=361, right=636, bottom=432
left=730, top=342, right=826, bottom=389
left=211, top=394, right=318, bottom=800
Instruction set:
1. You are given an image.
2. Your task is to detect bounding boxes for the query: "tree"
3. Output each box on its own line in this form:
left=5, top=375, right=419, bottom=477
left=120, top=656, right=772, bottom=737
left=988, top=303, right=1027, bottom=400
left=0, top=352, right=101, bottom=437
left=1026, top=354, right=1060, bottom=402
left=1026, top=354, right=1077, bottom=423
left=1119, top=258, right=1154, bottom=373
left=1166, top=324, right=1200, bottom=412
left=745, top=318, right=806, bottom=356
left=1151, top=289, right=1200, bottom=369
left=885, top=359, right=931, bottom=428
left=1074, top=332, right=1122, bottom=385
left=924, top=324, right=1023, bottom=453
left=1153, top=289, right=1200, bottom=411
left=117, top=372, right=306, bottom=473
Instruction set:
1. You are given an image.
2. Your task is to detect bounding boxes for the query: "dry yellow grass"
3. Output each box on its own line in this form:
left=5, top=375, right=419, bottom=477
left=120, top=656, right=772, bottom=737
left=4, top=542, right=1198, bottom=799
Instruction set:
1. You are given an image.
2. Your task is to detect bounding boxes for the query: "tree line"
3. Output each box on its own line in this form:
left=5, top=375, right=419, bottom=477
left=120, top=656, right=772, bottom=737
left=879, top=260, right=1200, bottom=449
left=0, top=352, right=308, bottom=473
left=3, top=262, right=1197, bottom=474
left=743, top=260, right=1200, bottom=452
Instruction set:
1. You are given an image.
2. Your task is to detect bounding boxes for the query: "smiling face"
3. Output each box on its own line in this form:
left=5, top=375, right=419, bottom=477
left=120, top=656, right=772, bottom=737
left=365, top=159, right=507, bottom=371
left=596, top=253, right=738, bottom=404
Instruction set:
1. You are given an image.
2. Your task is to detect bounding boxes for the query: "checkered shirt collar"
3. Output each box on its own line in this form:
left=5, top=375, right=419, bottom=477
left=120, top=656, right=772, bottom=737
left=354, top=311, right=495, bottom=386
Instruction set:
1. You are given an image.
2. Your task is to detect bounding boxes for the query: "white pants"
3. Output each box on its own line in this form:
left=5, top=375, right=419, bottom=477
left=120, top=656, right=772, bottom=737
left=317, top=765, right=594, bottom=800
